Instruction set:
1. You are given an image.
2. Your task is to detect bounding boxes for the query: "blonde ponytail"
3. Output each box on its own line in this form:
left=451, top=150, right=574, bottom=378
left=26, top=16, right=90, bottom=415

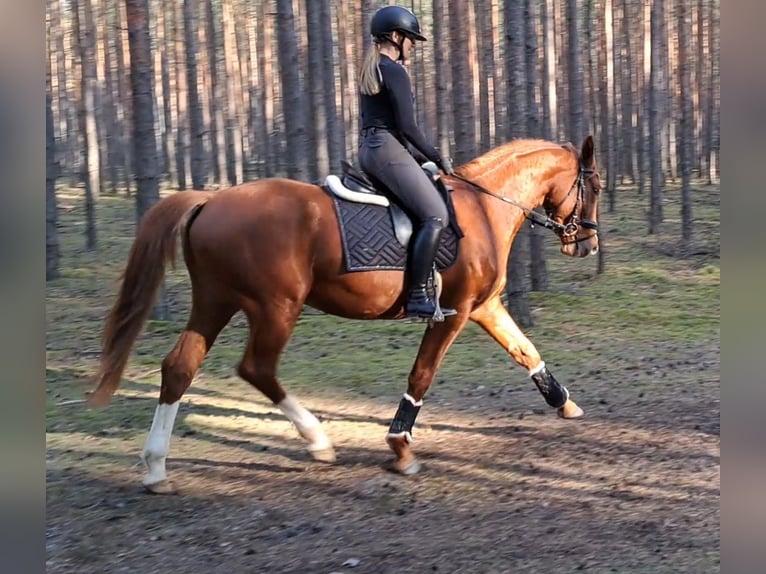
left=359, top=43, right=382, bottom=96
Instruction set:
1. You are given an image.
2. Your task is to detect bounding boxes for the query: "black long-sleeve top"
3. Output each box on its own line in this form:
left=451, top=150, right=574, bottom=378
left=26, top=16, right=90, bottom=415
left=360, top=54, right=441, bottom=164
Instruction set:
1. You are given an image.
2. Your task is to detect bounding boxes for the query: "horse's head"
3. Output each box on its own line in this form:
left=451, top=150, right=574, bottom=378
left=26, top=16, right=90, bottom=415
left=544, top=136, right=602, bottom=257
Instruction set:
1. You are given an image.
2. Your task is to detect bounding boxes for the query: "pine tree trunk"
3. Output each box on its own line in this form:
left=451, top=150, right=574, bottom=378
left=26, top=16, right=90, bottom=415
left=638, top=0, right=651, bottom=196
left=276, top=0, right=308, bottom=179
left=83, top=0, right=103, bottom=199
left=319, top=0, right=342, bottom=174
left=450, top=0, right=476, bottom=163
left=529, top=222, right=549, bottom=291
left=584, top=0, right=599, bottom=146
left=467, top=1, right=480, bottom=152
left=127, top=0, right=160, bottom=220
left=49, top=0, right=68, bottom=182
left=694, top=0, right=704, bottom=175
left=649, top=0, right=665, bottom=233
left=46, top=82, right=61, bottom=281
left=115, top=0, right=133, bottom=194
left=567, top=0, right=584, bottom=145
left=605, top=0, right=617, bottom=212
left=260, top=0, right=279, bottom=176
left=305, top=0, right=326, bottom=181
left=184, top=0, right=205, bottom=189
left=127, top=0, right=166, bottom=319
left=619, top=0, right=637, bottom=185
left=489, top=0, right=505, bottom=146
left=63, top=1, right=80, bottom=185
left=708, top=0, right=719, bottom=183
left=222, top=0, right=246, bottom=184
left=72, top=0, right=99, bottom=249
left=505, top=0, right=526, bottom=138
left=507, top=225, right=533, bottom=328
left=93, top=0, right=108, bottom=194
left=504, top=0, right=532, bottom=318
left=173, top=0, right=189, bottom=189
left=677, top=0, right=693, bottom=249
left=432, top=0, right=451, bottom=153
left=100, top=0, right=119, bottom=194
left=197, top=1, right=213, bottom=183
left=664, top=0, right=676, bottom=182
left=542, top=0, right=557, bottom=140
left=237, top=7, right=253, bottom=167
left=335, top=0, right=356, bottom=162
left=164, top=0, right=179, bottom=185
left=205, top=0, right=226, bottom=183
left=524, top=0, right=540, bottom=137
left=414, top=0, right=431, bottom=140
left=476, top=0, right=491, bottom=152
left=156, top=0, right=171, bottom=179
left=526, top=0, right=547, bottom=290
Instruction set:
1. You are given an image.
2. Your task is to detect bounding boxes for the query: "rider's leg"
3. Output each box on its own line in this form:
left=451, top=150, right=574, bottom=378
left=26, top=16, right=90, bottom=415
left=359, top=132, right=456, bottom=319
left=405, top=217, right=456, bottom=318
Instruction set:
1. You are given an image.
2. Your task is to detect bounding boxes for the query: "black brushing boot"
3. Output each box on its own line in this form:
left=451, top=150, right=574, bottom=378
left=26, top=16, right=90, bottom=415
left=405, top=218, right=457, bottom=319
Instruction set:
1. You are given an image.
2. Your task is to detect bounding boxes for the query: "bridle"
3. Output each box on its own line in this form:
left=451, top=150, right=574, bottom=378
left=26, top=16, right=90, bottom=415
left=544, top=165, right=600, bottom=242
left=450, top=164, right=599, bottom=241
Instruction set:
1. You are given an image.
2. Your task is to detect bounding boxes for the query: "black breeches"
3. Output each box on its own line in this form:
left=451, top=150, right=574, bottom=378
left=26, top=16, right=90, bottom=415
left=359, top=131, right=449, bottom=226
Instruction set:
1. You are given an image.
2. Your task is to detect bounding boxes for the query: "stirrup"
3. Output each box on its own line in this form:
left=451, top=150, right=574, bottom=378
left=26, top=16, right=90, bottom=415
left=406, top=267, right=456, bottom=322
left=432, top=294, right=457, bottom=322
left=405, top=299, right=457, bottom=321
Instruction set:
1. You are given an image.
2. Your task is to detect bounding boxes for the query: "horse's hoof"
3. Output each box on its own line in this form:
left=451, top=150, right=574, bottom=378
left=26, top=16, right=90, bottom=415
left=392, top=458, right=422, bottom=475
left=85, top=389, right=112, bottom=408
left=143, top=479, right=178, bottom=495
left=558, top=399, right=584, bottom=419
left=309, top=446, right=337, bottom=464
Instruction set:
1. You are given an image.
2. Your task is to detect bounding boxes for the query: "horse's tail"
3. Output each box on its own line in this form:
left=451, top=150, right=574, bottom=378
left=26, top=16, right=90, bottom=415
left=87, top=191, right=214, bottom=407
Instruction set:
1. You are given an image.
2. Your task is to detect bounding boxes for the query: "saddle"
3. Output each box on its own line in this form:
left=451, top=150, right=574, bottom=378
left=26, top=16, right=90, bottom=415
left=324, top=160, right=462, bottom=247
left=323, top=160, right=463, bottom=274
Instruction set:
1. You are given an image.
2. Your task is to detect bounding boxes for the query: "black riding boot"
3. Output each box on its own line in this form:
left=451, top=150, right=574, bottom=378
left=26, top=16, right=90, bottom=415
left=406, top=218, right=457, bottom=319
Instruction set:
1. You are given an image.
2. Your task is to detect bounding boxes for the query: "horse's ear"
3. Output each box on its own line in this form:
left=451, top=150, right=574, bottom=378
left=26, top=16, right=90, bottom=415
left=581, top=135, right=595, bottom=166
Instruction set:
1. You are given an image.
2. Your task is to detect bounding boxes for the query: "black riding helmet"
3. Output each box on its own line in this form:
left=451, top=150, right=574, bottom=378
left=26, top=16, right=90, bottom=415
left=370, top=5, right=427, bottom=42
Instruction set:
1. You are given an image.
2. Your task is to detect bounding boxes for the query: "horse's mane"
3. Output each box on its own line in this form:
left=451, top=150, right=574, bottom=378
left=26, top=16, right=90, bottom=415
left=459, top=138, right=576, bottom=177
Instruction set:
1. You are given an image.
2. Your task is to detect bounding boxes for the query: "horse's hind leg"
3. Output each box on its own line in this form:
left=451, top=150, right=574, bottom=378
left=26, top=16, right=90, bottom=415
left=142, top=295, right=236, bottom=494
left=238, top=302, right=335, bottom=463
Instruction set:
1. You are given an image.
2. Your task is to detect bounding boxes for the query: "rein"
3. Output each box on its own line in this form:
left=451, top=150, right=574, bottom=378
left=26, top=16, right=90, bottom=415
left=450, top=166, right=598, bottom=239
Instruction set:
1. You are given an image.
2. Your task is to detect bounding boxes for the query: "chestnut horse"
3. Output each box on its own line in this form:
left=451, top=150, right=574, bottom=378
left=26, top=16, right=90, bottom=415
left=88, top=136, right=601, bottom=492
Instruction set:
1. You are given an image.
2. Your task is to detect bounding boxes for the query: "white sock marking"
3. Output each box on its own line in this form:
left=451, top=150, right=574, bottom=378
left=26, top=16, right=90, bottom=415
left=528, top=361, right=546, bottom=377
left=403, top=393, right=423, bottom=407
left=141, top=401, right=180, bottom=486
left=277, top=395, right=332, bottom=451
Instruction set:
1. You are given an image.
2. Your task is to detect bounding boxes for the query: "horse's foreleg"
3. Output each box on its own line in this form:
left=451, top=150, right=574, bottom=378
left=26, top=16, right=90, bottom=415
left=470, top=296, right=583, bottom=419
left=387, top=315, right=469, bottom=475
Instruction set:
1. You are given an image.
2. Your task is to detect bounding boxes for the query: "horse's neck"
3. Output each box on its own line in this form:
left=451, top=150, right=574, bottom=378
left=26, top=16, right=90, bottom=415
left=466, top=146, right=569, bottom=205
left=461, top=145, right=574, bottom=259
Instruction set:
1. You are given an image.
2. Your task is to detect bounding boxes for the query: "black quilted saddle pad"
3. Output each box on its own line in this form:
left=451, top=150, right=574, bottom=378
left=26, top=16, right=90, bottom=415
left=330, top=194, right=459, bottom=273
